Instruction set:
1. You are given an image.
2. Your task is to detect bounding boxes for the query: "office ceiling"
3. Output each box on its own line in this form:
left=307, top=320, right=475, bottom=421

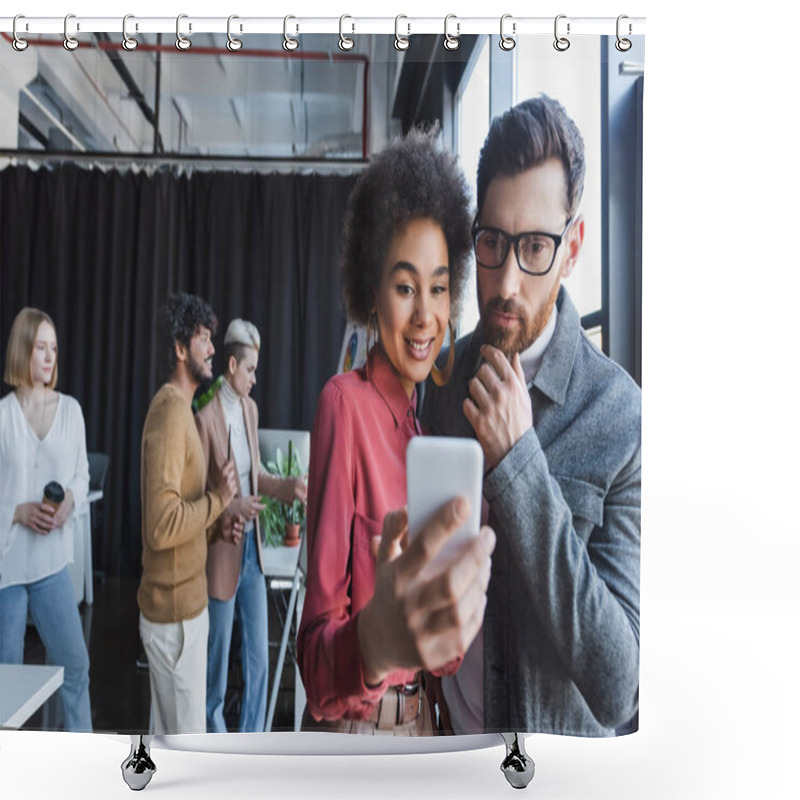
left=6, top=33, right=399, bottom=160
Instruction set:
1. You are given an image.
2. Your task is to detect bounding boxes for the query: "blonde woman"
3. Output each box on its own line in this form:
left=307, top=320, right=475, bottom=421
left=0, top=307, right=92, bottom=731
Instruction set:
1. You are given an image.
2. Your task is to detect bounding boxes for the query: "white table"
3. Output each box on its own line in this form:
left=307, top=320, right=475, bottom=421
left=260, top=541, right=301, bottom=580
left=68, top=489, right=102, bottom=606
left=261, top=542, right=306, bottom=731
left=0, top=664, right=64, bottom=728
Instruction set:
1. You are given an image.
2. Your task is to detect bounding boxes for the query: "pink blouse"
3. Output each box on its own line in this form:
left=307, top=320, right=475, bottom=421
left=297, top=346, right=421, bottom=721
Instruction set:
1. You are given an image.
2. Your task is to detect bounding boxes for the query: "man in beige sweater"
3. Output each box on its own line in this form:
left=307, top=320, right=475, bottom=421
left=138, top=293, right=241, bottom=734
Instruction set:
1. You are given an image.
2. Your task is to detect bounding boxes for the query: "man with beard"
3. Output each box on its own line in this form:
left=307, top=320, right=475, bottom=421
left=422, top=96, right=641, bottom=737
left=138, top=293, right=241, bottom=734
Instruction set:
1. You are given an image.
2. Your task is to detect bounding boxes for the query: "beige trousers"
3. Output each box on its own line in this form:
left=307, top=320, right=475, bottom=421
left=139, top=608, right=209, bottom=734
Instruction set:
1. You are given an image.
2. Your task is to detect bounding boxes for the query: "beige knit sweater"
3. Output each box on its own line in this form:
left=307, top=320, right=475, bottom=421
left=137, top=383, right=225, bottom=623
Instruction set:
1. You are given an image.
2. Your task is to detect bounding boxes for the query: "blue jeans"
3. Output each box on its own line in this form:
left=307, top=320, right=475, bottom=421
left=206, top=527, right=269, bottom=732
left=0, top=566, right=92, bottom=732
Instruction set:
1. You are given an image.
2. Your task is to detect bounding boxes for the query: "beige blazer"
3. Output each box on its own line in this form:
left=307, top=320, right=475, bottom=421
left=195, top=391, right=264, bottom=601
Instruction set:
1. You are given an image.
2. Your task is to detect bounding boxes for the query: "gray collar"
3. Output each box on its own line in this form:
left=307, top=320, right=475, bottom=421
left=531, top=287, right=581, bottom=406
left=463, top=286, right=580, bottom=407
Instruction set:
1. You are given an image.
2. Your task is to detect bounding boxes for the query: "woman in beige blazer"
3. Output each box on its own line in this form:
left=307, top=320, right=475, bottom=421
left=195, top=319, right=306, bottom=732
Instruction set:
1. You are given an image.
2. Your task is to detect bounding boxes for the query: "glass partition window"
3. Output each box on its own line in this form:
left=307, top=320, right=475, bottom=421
left=2, top=34, right=370, bottom=160
left=452, top=37, right=602, bottom=342
left=455, top=36, right=490, bottom=336
left=515, top=36, right=602, bottom=325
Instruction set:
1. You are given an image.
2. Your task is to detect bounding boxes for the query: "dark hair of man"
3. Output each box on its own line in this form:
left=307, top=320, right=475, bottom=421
left=476, top=94, right=586, bottom=220
left=157, top=292, right=218, bottom=378
left=341, top=125, right=473, bottom=326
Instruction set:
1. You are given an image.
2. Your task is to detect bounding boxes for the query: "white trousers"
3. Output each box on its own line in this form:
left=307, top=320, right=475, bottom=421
left=139, top=608, right=209, bottom=734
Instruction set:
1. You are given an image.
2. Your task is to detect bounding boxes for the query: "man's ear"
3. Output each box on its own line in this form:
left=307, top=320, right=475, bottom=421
left=174, top=339, right=188, bottom=364
left=560, top=214, right=585, bottom=280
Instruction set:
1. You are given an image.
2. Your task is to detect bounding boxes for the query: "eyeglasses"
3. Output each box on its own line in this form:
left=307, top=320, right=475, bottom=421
left=472, top=218, right=572, bottom=276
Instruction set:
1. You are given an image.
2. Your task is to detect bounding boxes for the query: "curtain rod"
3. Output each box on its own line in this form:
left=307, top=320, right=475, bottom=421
left=1, top=15, right=646, bottom=38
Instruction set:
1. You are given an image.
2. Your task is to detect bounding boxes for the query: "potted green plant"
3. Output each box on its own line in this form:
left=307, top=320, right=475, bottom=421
left=258, top=494, right=285, bottom=549
left=259, top=440, right=306, bottom=548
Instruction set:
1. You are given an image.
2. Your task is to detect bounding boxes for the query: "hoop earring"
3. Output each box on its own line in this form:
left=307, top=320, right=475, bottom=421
left=365, top=312, right=379, bottom=355
left=365, top=312, right=378, bottom=378
left=430, top=321, right=456, bottom=387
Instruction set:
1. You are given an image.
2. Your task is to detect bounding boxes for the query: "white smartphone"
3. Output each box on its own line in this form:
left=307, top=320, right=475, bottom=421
left=406, top=436, right=484, bottom=577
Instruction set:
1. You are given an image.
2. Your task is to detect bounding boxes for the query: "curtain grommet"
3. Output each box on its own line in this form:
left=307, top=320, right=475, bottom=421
left=63, top=13, right=79, bottom=51
left=615, top=15, right=632, bottom=52
left=121, top=14, right=139, bottom=51
left=226, top=15, right=243, bottom=51
left=12, top=15, right=29, bottom=51
left=283, top=15, right=299, bottom=52
left=394, top=15, right=410, bottom=51
left=499, top=14, right=516, bottom=51
left=443, top=14, right=460, bottom=51
left=553, top=14, right=570, bottom=52
left=338, top=14, right=355, bottom=51
left=175, top=13, right=191, bottom=51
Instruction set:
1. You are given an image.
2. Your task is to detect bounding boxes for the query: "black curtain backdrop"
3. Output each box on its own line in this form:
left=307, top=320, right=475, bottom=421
left=0, top=163, right=358, bottom=578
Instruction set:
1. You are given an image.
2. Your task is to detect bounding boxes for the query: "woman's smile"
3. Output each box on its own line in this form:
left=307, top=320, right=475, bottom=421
left=374, top=218, right=451, bottom=397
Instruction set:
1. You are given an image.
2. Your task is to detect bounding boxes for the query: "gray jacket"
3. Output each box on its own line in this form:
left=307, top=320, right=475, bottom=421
left=421, top=288, right=641, bottom=736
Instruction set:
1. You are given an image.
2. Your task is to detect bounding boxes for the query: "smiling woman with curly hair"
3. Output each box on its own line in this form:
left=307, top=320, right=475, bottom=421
left=297, top=127, right=494, bottom=737
left=341, top=126, right=473, bottom=329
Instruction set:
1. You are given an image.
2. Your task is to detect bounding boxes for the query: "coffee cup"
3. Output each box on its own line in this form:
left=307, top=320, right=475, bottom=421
left=42, top=481, right=65, bottom=513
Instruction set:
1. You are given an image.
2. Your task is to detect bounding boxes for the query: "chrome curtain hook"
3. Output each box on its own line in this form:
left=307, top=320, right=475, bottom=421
left=12, top=14, right=29, bottom=51
left=338, top=14, right=355, bottom=51
left=394, top=15, right=410, bottom=51
left=63, top=13, right=79, bottom=51
left=499, top=14, right=516, bottom=51
left=227, top=15, right=242, bottom=51
left=615, top=15, right=632, bottom=52
left=283, top=15, right=299, bottom=51
left=176, top=14, right=191, bottom=50
left=122, top=14, right=138, bottom=51
left=443, top=14, right=460, bottom=51
left=553, top=14, right=570, bottom=52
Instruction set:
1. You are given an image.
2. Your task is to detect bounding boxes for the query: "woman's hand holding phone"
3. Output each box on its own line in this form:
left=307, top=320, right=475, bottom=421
left=357, top=498, right=495, bottom=686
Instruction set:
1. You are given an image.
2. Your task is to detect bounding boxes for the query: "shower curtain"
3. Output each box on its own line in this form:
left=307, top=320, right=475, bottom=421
left=0, top=20, right=644, bottom=743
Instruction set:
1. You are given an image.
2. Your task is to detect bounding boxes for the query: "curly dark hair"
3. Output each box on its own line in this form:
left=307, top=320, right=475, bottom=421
left=341, top=126, right=473, bottom=325
left=476, top=94, right=586, bottom=220
left=157, top=292, right=218, bottom=377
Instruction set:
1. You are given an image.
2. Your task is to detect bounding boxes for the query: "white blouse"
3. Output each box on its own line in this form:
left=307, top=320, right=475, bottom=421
left=0, top=392, right=89, bottom=588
